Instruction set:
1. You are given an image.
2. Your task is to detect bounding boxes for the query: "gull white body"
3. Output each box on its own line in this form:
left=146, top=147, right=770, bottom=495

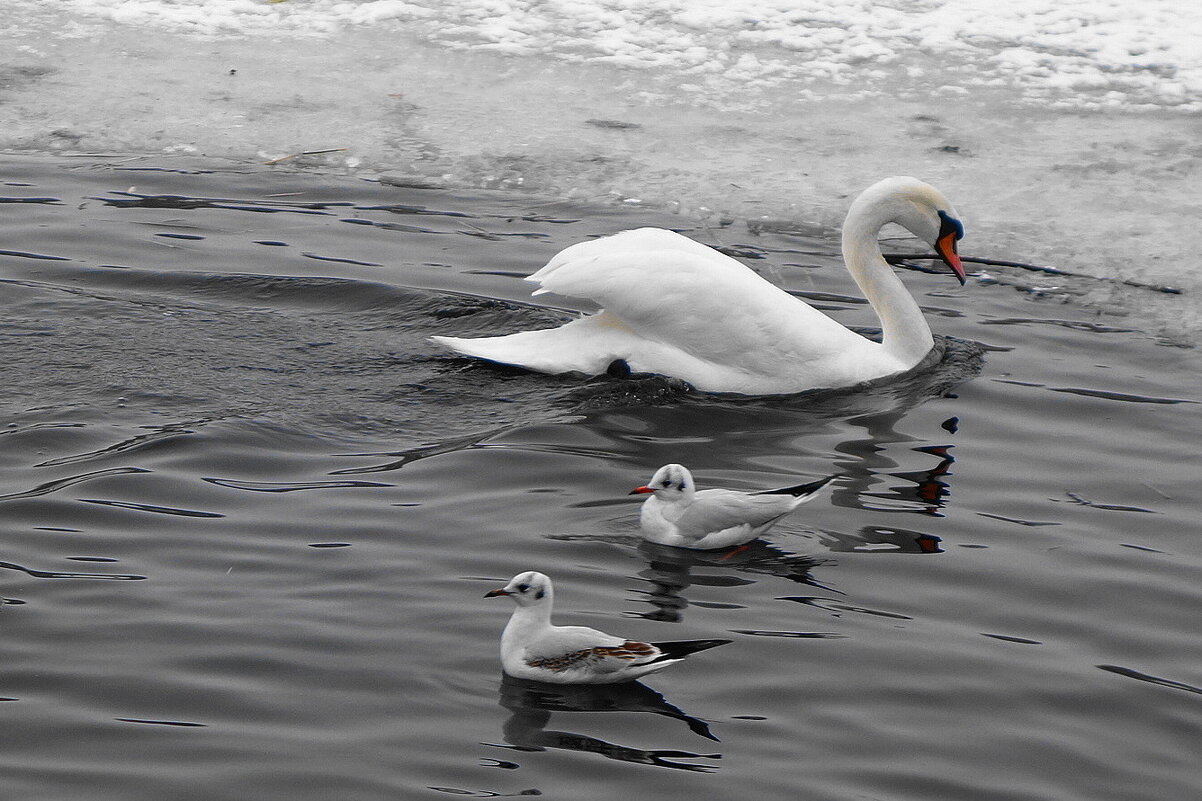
left=633, top=464, right=835, bottom=550
left=432, top=176, right=966, bottom=395
left=485, top=571, right=728, bottom=684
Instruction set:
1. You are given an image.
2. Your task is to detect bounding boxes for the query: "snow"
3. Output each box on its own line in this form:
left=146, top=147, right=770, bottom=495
left=4, top=0, right=1201, bottom=110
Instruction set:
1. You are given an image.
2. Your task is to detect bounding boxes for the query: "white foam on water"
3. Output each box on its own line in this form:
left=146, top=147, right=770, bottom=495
left=2, top=1, right=1200, bottom=336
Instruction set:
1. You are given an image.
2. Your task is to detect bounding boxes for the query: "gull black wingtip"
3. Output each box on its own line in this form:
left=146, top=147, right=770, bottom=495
left=755, top=473, right=840, bottom=497
left=648, top=638, right=734, bottom=662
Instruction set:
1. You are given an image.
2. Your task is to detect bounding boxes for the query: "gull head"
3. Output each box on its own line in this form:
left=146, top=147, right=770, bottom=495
left=485, top=570, right=553, bottom=607
left=630, top=463, right=694, bottom=499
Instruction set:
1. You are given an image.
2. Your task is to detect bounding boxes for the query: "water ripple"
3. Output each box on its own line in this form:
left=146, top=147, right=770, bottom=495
left=300, top=252, right=384, bottom=267
left=1096, top=665, right=1202, bottom=696
left=79, top=499, right=224, bottom=518
left=0, top=248, right=71, bottom=261
left=779, top=596, right=913, bottom=620
left=0, top=560, right=145, bottom=580
left=202, top=477, right=391, bottom=492
left=34, top=421, right=204, bottom=468
left=729, top=630, right=845, bottom=639
left=1048, top=387, right=1198, bottom=405
left=0, top=467, right=151, bottom=502
left=1054, top=491, right=1157, bottom=514
left=93, top=191, right=341, bottom=214
left=976, top=512, right=1062, bottom=527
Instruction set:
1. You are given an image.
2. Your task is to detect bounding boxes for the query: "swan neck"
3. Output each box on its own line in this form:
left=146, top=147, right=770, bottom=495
left=841, top=207, right=934, bottom=363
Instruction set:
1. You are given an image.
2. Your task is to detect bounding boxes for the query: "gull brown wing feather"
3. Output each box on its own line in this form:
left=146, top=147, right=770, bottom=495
left=526, top=640, right=661, bottom=672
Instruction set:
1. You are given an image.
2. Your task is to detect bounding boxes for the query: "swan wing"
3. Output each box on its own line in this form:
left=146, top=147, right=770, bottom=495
left=527, top=231, right=862, bottom=381
left=530, top=227, right=734, bottom=285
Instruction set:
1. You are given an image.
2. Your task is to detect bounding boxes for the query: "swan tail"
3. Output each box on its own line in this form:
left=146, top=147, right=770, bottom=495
left=430, top=315, right=635, bottom=376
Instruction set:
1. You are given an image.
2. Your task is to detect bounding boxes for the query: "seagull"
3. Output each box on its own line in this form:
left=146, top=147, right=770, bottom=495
left=485, top=571, right=730, bottom=684
left=631, top=464, right=836, bottom=550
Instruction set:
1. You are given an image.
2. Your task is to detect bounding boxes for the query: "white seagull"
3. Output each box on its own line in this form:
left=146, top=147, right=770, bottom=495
left=431, top=176, right=966, bottom=395
left=485, top=571, right=730, bottom=684
left=631, top=464, right=836, bottom=550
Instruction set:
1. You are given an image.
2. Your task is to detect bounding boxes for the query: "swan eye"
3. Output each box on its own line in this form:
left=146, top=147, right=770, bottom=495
left=937, top=210, right=964, bottom=241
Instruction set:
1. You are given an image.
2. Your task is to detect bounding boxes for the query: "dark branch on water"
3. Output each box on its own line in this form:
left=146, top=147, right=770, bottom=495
left=883, top=253, right=1183, bottom=295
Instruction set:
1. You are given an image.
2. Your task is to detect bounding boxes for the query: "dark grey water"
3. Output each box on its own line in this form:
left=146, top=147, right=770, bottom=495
left=2, top=155, right=1200, bottom=801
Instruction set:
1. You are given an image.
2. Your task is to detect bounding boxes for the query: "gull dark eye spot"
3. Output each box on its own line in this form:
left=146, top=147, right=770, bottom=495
left=534, top=589, right=545, bottom=600
left=661, top=479, right=671, bottom=487
left=516, top=583, right=529, bottom=593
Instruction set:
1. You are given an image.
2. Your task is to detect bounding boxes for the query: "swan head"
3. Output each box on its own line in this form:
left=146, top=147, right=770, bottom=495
left=853, top=176, right=966, bottom=285
left=485, top=570, right=553, bottom=607
left=630, top=463, right=694, bottom=499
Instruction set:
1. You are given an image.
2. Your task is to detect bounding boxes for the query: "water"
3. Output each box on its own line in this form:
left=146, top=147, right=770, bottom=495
left=3, top=1, right=1202, bottom=797
left=2, top=156, right=1200, bottom=800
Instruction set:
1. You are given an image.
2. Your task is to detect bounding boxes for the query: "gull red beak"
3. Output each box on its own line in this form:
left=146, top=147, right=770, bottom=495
left=484, top=588, right=511, bottom=598
left=629, top=485, right=654, bottom=495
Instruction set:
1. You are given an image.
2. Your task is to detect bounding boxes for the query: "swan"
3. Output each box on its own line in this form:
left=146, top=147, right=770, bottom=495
left=431, top=176, right=966, bottom=395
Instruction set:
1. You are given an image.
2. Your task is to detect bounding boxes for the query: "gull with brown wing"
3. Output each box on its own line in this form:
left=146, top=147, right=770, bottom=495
left=486, top=571, right=729, bottom=684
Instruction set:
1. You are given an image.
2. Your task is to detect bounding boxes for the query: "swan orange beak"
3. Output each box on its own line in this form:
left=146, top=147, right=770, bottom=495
left=936, top=210, right=966, bottom=285
left=629, top=485, right=655, bottom=495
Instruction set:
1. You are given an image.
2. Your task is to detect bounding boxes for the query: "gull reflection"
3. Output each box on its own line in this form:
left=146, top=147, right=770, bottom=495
left=814, top=525, right=942, bottom=554
left=631, top=540, right=832, bottom=622
left=489, top=675, right=721, bottom=772
left=827, top=411, right=960, bottom=517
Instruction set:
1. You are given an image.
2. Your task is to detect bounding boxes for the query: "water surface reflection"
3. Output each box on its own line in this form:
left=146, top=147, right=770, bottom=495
left=491, top=675, right=722, bottom=772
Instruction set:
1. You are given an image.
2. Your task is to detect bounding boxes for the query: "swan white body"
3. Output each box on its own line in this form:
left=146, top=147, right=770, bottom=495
left=431, top=176, right=966, bottom=396
left=485, top=571, right=729, bottom=684
left=632, top=464, right=835, bottom=550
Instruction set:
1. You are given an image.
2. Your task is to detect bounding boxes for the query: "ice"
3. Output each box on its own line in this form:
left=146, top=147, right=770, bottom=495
left=1, top=0, right=1200, bottom=337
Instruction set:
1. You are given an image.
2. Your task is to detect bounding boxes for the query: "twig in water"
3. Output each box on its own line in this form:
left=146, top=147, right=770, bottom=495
left=265, top=147, right=350, bottom=164
left=1056, top=491, right=1157, bottom=513
left=883, top=253, right=1182, bottom=295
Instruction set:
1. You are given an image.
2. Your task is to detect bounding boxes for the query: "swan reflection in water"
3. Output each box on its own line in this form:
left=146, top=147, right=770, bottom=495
left=488, top=674, right=721, bottom=772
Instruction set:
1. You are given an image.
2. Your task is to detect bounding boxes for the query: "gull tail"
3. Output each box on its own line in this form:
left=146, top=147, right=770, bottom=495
left=755, top=474, right=839, bottom=499
left=647, top=638, right=733, bottom=664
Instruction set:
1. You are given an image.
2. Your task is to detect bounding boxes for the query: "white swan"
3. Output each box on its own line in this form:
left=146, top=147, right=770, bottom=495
left=431, top=176, right=966, bottom=395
